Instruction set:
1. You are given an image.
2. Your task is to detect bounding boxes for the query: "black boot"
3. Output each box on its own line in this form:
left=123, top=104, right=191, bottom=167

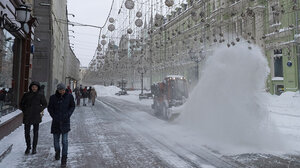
left=55, top=150, right=60, bottom=160
left=25, top=147, right=31, bottom=155
left=32, top=147, right=36, bottom=154
left=61, top=155, right=67, bottom=168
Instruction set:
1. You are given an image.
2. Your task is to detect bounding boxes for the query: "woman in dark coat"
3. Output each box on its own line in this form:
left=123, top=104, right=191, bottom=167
left=20, top=81, right=47, bottom=154
left=48, top=83, right=75, bottom=167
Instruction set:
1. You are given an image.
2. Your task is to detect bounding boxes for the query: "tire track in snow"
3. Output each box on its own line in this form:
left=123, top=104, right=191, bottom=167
left=99, top=98, right=244, bottom=168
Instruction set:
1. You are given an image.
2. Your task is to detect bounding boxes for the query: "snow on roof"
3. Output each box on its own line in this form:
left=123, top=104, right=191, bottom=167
left=272, top=77, right=284, bottom=81
left=265, top=27, right=294, bottom=37
left=279, top=40, right=296, bottom=46
left=165, top=75, right=185, bottom=79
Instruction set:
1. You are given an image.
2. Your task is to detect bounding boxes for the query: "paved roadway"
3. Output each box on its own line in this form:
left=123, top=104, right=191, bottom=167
left=16, top=97, right=300, bottom=168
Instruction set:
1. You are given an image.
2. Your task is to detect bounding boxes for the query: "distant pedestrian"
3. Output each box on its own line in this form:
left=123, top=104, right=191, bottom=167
left=48, top=83, right=75, bottom=168
left=90, top=87, right=97, bottom=106
left=82, top=86, right=88, bottom=106
left=40, top=85, right=45, bottom=95
left=0, top=88, right=6, bottom=110
left=87, top=86, right=92, bottom=104
left=66, top=86, right=72, bottom=94
left=74, top=87, right=81, bottom=106
left=19, top=81, right=47, bottom=155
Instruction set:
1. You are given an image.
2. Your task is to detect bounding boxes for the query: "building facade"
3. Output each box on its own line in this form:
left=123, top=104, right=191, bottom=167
left=145, top=0, right=300, bottom=94
left=88, top=0, right=300, bottom=95
left=32, top=0, right=80, bottom=98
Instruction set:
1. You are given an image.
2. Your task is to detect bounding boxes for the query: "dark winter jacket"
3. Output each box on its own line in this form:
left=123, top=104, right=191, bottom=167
left=82, top=88, right=88, bottom=98
left=48, top=91, right=75, bottom=134
left=0, top=89, right=6, bottom=101
left=19, top=81, right=48, bottom=124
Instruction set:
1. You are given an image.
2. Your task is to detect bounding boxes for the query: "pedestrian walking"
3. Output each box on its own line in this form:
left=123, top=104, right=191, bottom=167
left=90, top=87, right=97, bottom=106
left=0, top=88, right=6, bottom=110
left=74, top=87, right=81, bottom=106
left=87, top=86, right=92, bottom=104
left=66, top=86, right=72, bottom=94
left=82, top=86, right=88, bottom=106
left=40, top=85, right=45, bottom=95
left=19, top=81, right=47, bottom=155
left=48, top=83, right=75, bottom=168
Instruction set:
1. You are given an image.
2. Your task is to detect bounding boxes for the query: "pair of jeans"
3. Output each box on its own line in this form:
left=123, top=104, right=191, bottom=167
left=24, top=124, right=39, bottom=149
left=53, top=133, right=68, bottom=156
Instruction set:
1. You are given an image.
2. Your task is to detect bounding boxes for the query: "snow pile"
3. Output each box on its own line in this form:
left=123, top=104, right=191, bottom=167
left=178, top=42, right=287, bottom=153
left=93, top=85, right=121, bottom=97
left=93, top=85, right=153, bottom=106
left=0, top=110, right=22, bottom=124
left=265, top=92, right=300, bottom=144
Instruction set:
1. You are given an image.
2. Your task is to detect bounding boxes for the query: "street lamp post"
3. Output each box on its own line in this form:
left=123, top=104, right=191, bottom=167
left=189, top=49, right=201, bottom=81
left=137, top=66, right=147, bottom=95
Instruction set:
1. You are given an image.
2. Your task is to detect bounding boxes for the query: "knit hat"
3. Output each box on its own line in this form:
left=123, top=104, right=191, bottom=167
left=57, top=83, right=66, bottom=90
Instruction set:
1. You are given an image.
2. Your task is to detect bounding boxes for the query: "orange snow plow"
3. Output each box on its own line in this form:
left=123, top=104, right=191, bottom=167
left=151, top=75, right=189, bottom=120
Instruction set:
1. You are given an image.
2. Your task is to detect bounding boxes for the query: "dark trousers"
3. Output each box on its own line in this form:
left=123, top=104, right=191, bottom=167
left=76, top=97, right=80, bottom=105
left=24, top=124, right=39, bottom=149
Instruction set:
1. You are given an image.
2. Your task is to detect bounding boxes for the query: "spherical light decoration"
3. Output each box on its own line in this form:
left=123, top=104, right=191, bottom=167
left=108, top=24, right=115, bottom=31
left=125, top=0, right=135, bottom=10
left=136, top=11, right=142, bottom=18
left=102, top=35, right=106, bottom=39
left=165, top=0, right=174, bottom=7
left=191, top=10, right=200, bottom=22
left=154, top=14, right=164, bottom=27
left=101, top=40, right=107, bottom=45
left=127, top=28, right=133, bottom=34
left=130, top=39, right=135, bottom=44
left=135, top=19, right=143, bottom=27
left=109, top=41, right=115, bottom=46
left=109, top=17, right=115, bottom=23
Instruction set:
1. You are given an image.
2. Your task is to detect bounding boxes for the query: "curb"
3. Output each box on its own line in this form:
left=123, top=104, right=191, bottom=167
left=0, top=144, right=13, bottom=163
left=0, top=113, right=22, bottom=140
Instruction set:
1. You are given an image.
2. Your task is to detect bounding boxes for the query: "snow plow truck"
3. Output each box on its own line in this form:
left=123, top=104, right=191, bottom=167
left=151, top=75, right=189, bottom=120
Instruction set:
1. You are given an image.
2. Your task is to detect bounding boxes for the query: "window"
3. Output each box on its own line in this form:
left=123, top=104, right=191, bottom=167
left=0, top=30, right=16, bottom=116
left=271, top=4, right=280, bottom=24
left=274, top=49, right=282, bottom=55
left=274, top=57, right=283, bottom=77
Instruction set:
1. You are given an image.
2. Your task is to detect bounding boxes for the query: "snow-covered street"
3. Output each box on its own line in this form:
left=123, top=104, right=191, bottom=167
left=0, top=86, right=300, bottom=167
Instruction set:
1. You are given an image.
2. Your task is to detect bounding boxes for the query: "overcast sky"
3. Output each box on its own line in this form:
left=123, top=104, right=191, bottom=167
left=67, top=0, right=112, bottom=67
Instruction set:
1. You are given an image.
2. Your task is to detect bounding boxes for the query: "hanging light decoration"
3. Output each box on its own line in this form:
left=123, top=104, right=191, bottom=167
left=109, top=17, right=115, bottom=23
left=125, top=0, right=135, bottom=10
left=127, top=28, right=133, bottom=34
left=135, top=19, right=143, bottom=27
left=102, top=35, right=106, bottom=39
left=130, top=39, right=135, bottom=44
left=108, top=24, right=115, bottom=31
left=136, top=11, right=142, bottom=18
left=101, top=39, right=107, bottom=45
left=191, top=10, right=200, bottom=22
left=97, top=44, right=102, bottom=51
left=154, top=14, right=164, bottom=27
left=165, top=0, right=174, bottom=7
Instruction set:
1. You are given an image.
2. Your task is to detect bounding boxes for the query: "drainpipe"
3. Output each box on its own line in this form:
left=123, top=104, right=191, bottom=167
left=296, top=0, right=300, bottom=92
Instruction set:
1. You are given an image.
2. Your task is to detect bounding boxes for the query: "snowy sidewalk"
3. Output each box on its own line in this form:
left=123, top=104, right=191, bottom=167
left=0, top=101, right=173, bottom=168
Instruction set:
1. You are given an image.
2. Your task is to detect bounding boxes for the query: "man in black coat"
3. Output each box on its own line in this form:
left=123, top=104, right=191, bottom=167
left=48, top=83, right=75, bottom=168
left=19, top=81, right=47, bottom=154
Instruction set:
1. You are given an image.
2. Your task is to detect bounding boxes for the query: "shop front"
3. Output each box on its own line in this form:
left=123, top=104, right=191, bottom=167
left=0, top=0, right=37, bottom=117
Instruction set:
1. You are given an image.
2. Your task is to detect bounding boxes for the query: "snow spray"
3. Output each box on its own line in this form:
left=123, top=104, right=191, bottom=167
left=178, top=42, right=286, bottom=153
